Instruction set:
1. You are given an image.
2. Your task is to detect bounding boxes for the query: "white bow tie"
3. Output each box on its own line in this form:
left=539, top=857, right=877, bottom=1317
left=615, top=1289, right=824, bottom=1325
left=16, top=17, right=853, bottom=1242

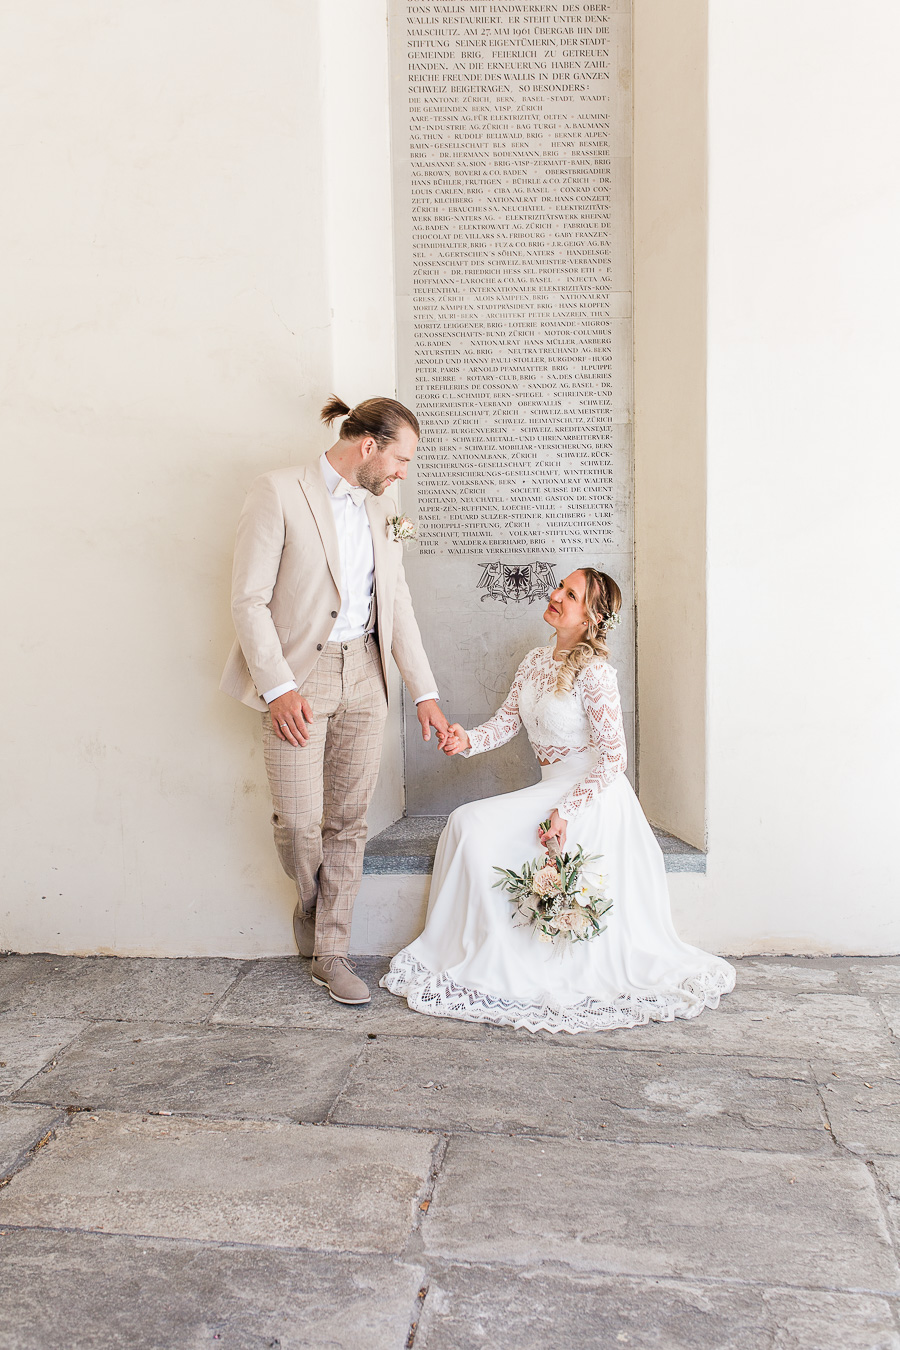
left=332, top=477, right=369, bottom=508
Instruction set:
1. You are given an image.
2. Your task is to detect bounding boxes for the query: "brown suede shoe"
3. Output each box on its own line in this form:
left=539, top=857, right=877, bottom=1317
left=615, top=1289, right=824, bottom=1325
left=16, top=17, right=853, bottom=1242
left=292, top=905, right=316, bottom=959
left=311, top=955, right=370, bottom=1005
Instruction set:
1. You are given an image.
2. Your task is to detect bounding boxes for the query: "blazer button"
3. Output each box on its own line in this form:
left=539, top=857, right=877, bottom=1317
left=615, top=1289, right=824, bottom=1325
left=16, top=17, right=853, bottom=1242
left=330, top=610, right=338, bottom=618
left=316, top=643, right=323, bottom=651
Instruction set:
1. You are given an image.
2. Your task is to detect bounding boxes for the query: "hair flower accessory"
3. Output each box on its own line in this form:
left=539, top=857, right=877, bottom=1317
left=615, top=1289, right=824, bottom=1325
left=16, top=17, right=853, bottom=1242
left=387, top=515, right=418, bottom=545
left=601, top=611, right=621, bottom=634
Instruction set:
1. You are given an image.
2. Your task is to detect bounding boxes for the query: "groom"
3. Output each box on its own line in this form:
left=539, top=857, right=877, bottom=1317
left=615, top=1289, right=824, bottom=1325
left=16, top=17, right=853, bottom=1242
left=221, top=395, right=447, bottom=1005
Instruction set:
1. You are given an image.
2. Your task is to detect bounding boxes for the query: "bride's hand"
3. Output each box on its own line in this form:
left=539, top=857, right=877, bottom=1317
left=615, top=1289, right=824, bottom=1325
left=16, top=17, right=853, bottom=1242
left=442, top=724, right=471, bottom=756
left=538, top=810, right=567, bottom=851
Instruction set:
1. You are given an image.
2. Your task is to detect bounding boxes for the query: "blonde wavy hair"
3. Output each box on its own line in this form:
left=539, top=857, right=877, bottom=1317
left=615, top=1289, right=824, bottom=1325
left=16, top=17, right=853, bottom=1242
left=554, top=568, right=623, bottom=695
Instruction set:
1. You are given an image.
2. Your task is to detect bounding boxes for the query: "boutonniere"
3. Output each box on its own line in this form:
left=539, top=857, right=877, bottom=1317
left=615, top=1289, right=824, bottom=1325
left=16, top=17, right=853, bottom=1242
left=387, top=514, right=418, bottom=545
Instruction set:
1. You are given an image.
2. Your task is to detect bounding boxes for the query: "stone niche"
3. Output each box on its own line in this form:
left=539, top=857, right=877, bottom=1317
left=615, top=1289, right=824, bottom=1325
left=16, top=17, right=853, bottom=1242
left=390, top=0, right=633, bottom=814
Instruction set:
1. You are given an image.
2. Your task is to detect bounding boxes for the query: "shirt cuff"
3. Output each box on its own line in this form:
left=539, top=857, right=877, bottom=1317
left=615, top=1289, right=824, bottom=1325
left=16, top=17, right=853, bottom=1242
left=414, top=691, right=439, bottom=705
left=263, top=680, right=298, bottom=704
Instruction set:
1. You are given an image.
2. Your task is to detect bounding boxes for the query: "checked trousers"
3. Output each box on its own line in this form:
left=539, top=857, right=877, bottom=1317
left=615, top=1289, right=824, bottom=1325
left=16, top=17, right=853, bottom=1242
left=261, top=633, right=387, bottom=956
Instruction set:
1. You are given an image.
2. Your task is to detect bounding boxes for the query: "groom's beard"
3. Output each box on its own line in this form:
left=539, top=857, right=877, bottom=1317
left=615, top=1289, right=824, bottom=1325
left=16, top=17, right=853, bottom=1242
left=356, top=456, right=393, bottom=496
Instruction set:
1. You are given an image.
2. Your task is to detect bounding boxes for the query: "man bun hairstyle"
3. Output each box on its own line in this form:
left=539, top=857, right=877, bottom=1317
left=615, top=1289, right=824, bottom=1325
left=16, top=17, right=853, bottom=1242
left=555, top=568, right=623, bottom=695
left=320, top=395, right=420, bottom=447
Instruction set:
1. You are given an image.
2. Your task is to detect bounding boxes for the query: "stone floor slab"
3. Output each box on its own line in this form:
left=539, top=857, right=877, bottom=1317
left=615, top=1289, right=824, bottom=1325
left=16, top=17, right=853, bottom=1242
left=212, top=956, right=486, bottom=1039
left=415, top=1264, right=900, bottom=1350
left=13, top=1021, right=362, bottom=1122
left=875, top=994, right=900, bottom=1038
left=0, top=1112, right=436, bottom=1253
left=0, top=1017, right=84, bottom=1097
left=567, top=990, right=896, bottom=1060
left=816, top=1062, right=900, bottom=1158
left=846, top=961, right=900, bottom=995
left=332, top=1037, right=830, bottom=1152
left=728, top=957, right=860, bottom=993
left=872, top=1157, right=900, bottom=1247
left=0, top=1104, right=59, bottom=1177
left=424, top=1135, right=900, bottom=1290
left=0, top=955, right=243, bottom=1023
left=0, top=1228, right=424, bottom=1350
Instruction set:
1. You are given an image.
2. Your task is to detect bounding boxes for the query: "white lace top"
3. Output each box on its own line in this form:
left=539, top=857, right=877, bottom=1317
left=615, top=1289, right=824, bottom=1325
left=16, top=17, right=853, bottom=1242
left=465, top=645, right=627, bottom=820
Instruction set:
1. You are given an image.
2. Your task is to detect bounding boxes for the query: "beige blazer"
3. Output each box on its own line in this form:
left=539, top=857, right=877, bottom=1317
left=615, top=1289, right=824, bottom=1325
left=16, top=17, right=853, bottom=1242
left=220, top=460, right=436, bottom=711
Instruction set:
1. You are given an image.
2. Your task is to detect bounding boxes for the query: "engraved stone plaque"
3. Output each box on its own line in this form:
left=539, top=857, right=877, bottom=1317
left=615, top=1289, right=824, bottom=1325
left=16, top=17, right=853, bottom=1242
left=390, top=0, right=633, bottom=811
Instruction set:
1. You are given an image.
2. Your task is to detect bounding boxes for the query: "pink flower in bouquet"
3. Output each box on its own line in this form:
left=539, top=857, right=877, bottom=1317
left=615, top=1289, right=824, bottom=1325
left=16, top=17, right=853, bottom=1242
left=531, top=864, right=562, bottom=898
left=556, top=907, right=592, bottom=937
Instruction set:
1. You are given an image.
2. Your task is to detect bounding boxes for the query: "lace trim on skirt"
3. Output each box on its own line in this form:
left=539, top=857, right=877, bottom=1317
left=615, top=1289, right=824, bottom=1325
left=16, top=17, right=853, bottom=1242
left=380, top=951, right=735, bottom=1036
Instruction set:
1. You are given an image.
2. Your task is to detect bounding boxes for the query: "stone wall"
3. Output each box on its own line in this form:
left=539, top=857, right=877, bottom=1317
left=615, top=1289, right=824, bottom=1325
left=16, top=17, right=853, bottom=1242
left=390, top=0, right=634, bottom=812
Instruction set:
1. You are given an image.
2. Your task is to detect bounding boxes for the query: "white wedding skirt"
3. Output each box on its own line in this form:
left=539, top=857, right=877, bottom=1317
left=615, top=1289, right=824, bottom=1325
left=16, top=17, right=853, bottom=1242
left=381, top=753, right=736, bottom=1034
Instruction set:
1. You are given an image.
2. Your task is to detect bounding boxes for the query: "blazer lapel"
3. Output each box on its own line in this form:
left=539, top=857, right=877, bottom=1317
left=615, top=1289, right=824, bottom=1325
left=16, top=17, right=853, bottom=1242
left=298, top=462, right=342, bottom=596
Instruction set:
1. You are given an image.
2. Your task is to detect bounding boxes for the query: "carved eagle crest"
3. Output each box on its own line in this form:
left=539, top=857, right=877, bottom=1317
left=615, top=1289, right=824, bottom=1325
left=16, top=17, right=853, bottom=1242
left=477, top=561, right=558, bottom=604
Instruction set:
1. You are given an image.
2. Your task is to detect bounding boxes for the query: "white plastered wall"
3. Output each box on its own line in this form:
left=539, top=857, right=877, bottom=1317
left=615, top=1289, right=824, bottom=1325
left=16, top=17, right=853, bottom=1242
left=3, top=1, right=899, bottom=957
left=648, top=0, right=900, bottom=954
left=0, top=0, right=398, bottom=956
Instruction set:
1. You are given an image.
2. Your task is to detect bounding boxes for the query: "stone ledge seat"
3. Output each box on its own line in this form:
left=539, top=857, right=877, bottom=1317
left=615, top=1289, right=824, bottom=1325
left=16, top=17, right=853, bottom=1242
left=363, top=815, right=706, bottom=875
left=351, top=816, right=705, bottom=954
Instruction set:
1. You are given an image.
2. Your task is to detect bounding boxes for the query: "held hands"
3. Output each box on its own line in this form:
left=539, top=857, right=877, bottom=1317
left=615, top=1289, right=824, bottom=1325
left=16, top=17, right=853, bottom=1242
left=417, top=698, right=450, bottom=747
left=538, top=809, right=568, bottom=852
left=269, top=690, right=314, bottom=746
left=441, top=724, right=471, bottom=756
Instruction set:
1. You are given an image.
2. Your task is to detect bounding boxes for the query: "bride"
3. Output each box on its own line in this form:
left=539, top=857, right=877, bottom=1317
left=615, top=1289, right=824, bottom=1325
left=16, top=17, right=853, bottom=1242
left=381, top=567, right=735, bottom=1034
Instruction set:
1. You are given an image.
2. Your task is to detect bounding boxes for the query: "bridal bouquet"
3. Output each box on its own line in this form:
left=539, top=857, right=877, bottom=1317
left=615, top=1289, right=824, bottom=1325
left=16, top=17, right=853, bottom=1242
left=493, top=822, right=613, bottom=944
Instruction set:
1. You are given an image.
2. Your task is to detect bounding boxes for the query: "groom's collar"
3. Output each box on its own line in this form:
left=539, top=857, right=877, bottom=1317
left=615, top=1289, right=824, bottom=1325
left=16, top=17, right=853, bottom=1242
left=320, top=452, right=368, bottom=506
left=319, top=451, right=342, bottom=495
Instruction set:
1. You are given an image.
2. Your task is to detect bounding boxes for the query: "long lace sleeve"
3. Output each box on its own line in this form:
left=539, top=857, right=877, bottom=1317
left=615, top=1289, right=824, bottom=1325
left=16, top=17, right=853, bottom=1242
left=557, top=661, right=627, bottom=819
left=463, top=649, right=539, bottom=757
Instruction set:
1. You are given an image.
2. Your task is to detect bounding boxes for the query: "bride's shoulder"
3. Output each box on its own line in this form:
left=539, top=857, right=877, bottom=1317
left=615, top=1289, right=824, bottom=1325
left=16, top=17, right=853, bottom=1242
left=513, top=646, right=550, bottom=678
left=577, top=657, right=618, bottom=691
left=521, top=645, right=549, bottom=666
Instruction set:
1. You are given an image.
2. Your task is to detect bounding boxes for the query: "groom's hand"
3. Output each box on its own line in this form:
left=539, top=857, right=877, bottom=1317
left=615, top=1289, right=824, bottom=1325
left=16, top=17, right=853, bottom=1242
left=417, top=698, right=449, bottom=746
left=268, top=690, right=313, bottom=747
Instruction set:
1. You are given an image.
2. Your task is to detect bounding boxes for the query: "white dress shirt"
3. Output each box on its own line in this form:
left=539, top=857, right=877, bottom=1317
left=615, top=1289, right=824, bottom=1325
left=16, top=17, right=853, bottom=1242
left=263, top=453, right=438, bottom=707
left=321, top=450, right=377, bottom=641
